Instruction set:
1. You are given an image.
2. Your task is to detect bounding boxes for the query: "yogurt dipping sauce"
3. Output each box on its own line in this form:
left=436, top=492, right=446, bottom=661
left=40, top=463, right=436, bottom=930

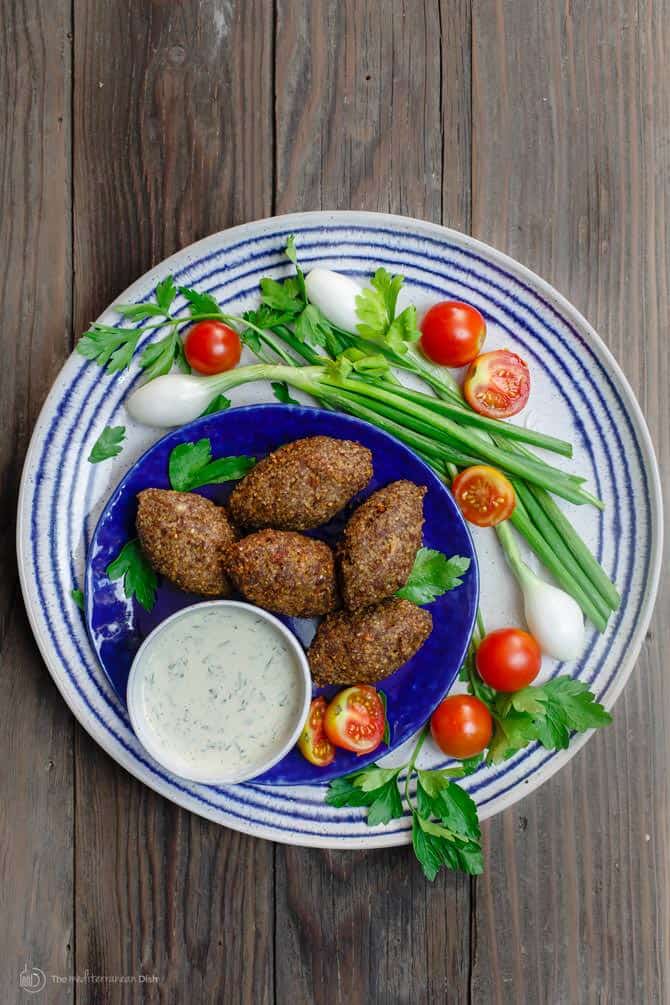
left=127, top=601, right=311, bottom=783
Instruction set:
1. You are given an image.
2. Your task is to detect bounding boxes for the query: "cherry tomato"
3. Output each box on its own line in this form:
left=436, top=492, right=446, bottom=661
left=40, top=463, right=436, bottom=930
left=184, top=320, right=242, bottom=375
left=297, top=697, right=336, bottom=767
left=463, top=348, right=530, bottom=418
left=324, top=685, right=385, bottom=755
left=419, top=301, right=486, bottom=367
left=475, top=628, right=542, bottom=692
left=452, top=465, right=516, bottom=527
left=430, top=695, right=493, bottom=759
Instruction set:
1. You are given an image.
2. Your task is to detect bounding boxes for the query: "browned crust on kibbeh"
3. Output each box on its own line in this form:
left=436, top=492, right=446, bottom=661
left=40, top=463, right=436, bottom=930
left=225, top=529, right=339, bottom=617
left=338, top=480, right=426, bottom=610
left=136, top=488, right=237, bottom=597
left=307, top=597, right=433, bottom=685
left=227, top=435, right=373, bottom=530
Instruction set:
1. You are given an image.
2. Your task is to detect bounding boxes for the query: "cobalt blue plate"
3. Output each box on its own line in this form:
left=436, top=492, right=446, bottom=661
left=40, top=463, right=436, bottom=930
left=85, top=403, right=479, bottom=784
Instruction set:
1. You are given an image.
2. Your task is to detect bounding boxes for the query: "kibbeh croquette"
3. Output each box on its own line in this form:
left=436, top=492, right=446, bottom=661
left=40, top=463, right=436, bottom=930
left=307, top=597, right=433, bottom=686
left=227, top=435, right=373, bottom=530
left=225, top=529, right=339, bottom=617
left=338, top=480, right=426, bottom=610
left=136, top=488, right=237, bottom=596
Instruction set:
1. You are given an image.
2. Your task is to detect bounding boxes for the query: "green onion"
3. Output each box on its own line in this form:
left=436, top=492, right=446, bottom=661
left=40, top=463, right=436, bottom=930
left=317, top=374, right=598, bottom=507
left=492, top=438, right=619, bottom=608
left=373, top=380, right=573, bottom=458
left=525, top=484, right=620, bottom=611
left=333, top=385, right=482, bottom=467
left=512, top=480, right=612, bottom=623
left=506, top=506, right=609, bottom=632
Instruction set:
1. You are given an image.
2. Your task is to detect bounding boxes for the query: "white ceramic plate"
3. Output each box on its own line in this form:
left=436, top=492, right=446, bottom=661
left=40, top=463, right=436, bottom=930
left=17, top=211, right=663, bottom=848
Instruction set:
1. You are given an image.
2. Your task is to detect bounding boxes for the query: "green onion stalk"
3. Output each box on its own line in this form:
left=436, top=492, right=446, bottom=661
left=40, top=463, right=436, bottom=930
left=127, top=340, right=619, bottom=632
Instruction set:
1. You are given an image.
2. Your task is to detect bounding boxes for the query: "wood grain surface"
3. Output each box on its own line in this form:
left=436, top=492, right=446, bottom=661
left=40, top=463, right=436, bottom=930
left=71, top=3, right=275, bottom=1003
left=470, top=3, right=670, bottom=1000
left=0, top=1, right=75, bottom=1000
left=1, top=1, right=667, bottom=1002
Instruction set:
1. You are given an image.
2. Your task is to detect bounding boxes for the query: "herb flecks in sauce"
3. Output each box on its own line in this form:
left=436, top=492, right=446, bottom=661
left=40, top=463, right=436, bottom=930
left=136, top=607, right=303, bottom=779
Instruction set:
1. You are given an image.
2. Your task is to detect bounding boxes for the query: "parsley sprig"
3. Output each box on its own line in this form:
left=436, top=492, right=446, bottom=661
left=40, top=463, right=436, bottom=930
left=485, top=677, right=612, bottom=763
left=459, top=635, right=612, bottom=764
left=78, top=277, right=186, bottom=376
left=355, top=268, right=420, bottom=354
left=328, top=614, right=610, bottom=879
left=249, top=238, right=337, bottom=354
left=88, top=425, right=126, bottom=464
left=397, top=548, right=471, bottom=605
left=326, top=729, right=484, bottom=879
left=168, top=438, right=255, bottom=492
left=106, top=539, right=157, bottom=611
left=324, top=348, right=391, bottom=383
left=76, top=276, right=274, bottom=382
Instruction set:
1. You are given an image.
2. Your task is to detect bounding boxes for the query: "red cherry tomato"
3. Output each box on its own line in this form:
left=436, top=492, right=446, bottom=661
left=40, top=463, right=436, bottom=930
left=463, top=349, right=530, bottom=418
left=420, top=301, right=486, bottom=367
left=297, top=697, right=336, bottom=767
left=430, top=695, right=493, bottom=759
left=324, top=685, right=385, bottom=755
left=475, top=628, right=541, bottom=692
left=184, top=320, right=242, bottom=375
left=452, top=465, right=516, bottom=527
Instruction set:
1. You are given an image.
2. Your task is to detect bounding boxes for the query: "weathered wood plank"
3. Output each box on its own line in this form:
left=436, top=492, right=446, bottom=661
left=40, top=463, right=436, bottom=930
left=273, top=3, right=473, bottom=1002
left=72, top=2, right=275, bottom=1001
left=274, top=0, right=445, bottom=221
left=74, top=732, right=275, bottom=1003
left=73, top=0, right=274, bottom=324
left=470, top=0, right=670, bottom=1000
left=0, top=1, right=75, bottom=1001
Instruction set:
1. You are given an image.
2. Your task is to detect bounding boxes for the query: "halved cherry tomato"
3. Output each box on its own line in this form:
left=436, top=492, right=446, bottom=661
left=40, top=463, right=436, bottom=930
left=324, top=685, right=385, bottom=755
left=452, top=465, right=515, bottom=527
left=420, top=301, right=486, bottom=367
left=430, top=694, right=493, bottom=759
left=463, top=348, right=530, bottom=418
left=184, top=320, right=242, bottom=375
left=476, top=628, right=541, bottom=692
left=297, top=697, right=336, bottom=767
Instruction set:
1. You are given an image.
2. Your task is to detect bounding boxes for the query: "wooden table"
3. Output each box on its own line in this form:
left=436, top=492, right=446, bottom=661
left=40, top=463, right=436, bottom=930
left=2, top=2, right=668, bottom=1001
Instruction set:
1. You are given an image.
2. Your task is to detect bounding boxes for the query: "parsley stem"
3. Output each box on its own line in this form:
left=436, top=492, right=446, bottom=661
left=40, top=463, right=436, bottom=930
left=125, top=311, right=298, bottom=368
left=269, top=325, right=324, bottom=365
left=122, top=312, right=224, bottom=332
left=403, top=726, right=429, bottom=806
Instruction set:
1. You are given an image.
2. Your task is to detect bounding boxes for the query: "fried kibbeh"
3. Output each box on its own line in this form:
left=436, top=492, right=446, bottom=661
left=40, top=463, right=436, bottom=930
left=227, top=435, right=373, bottom=530
left=339, top=480, right=426, bottom=610
left=308, top=597, right=432, bottom=685
left=136, top=488, right=237, bottom=596
left=225, top=529, right=339, bottom=617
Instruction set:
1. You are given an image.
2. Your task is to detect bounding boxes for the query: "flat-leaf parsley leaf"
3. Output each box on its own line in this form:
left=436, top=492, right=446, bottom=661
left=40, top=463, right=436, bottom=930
left=325, top=766, right=404, bottom=827
left=77, top=325, right=141, bottom=372
left=168, top=438, right=255, bottom=492
left=396, top=548, right=471, bottom=605
left=271, top=381, right=300, bottom=405
left=486, top=676, right=612, bottom=763
left=355, top=267, right=420, bottom=353
left=88, top=425, right=126, bottom=464
left=106, top=539, right=157, bottom=611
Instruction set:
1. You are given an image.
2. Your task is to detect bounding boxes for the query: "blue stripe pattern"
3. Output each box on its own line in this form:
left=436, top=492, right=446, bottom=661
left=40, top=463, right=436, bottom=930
left=24, top=219, right=652, bottom=843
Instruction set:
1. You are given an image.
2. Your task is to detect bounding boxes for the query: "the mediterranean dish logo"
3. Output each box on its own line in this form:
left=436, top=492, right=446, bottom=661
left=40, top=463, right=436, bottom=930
left=18, top=962, right=159, bottom=993
left=18, top=964, right=46, bottom=994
